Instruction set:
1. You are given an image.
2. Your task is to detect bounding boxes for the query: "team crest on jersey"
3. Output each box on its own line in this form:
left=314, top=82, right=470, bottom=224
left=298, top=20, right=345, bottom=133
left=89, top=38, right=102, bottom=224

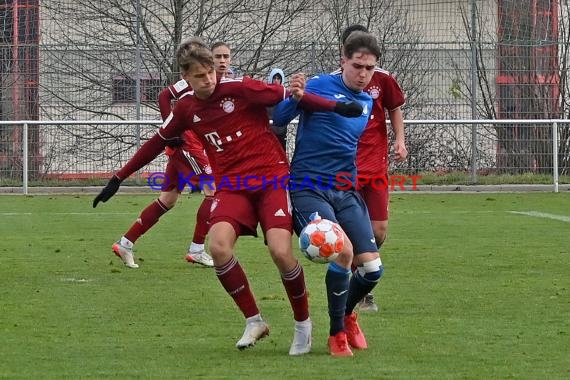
left=220, top=98, right=235, bottom=113
left=368, top=86, right=381, bottom=99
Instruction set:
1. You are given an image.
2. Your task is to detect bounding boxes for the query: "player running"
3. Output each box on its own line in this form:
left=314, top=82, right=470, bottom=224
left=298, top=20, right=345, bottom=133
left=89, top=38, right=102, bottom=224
left=110, top=42, right=235, bottom=269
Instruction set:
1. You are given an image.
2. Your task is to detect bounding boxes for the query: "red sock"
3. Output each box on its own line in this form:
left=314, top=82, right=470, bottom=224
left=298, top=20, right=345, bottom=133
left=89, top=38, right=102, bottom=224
left=124, top=199, right=169, bottom=243
left=281, top=262, right=309, bottom=321
left=215, top=256, right=259, bottom=318
left=192, top=196, right=213, bottom=244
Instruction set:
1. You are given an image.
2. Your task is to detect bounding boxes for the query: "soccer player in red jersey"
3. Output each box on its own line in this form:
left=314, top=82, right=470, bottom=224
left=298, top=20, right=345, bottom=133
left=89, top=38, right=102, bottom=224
left=93, top=37, right=362, bottom=355
left=337, top=25, right=408, bottom=312
left=109, top=43, right=236, bottom=269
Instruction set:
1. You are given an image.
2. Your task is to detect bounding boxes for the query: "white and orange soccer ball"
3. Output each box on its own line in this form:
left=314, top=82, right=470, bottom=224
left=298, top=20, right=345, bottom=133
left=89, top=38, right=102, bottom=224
left=299, top=213, right=344, bottom=263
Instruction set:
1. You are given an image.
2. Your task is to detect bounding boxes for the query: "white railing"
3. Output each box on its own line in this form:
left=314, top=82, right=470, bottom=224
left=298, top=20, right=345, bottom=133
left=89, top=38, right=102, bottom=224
left=0, top=119, right=567, bottom=194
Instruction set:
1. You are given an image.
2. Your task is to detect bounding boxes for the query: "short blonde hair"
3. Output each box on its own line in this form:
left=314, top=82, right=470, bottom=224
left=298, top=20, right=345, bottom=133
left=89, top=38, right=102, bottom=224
left=176, top=37, right=214, bottom=73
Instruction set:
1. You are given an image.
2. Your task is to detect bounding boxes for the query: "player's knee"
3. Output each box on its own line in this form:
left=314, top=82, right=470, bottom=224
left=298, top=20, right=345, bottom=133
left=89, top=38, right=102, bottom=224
left=356, top=257, right=384, bottom=283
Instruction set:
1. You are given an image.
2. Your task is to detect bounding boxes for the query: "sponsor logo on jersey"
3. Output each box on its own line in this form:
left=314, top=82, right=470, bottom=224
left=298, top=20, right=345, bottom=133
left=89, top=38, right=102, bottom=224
left=333, top=93, right=346, bottom=99
left=193, top=114, right=201, bottom=122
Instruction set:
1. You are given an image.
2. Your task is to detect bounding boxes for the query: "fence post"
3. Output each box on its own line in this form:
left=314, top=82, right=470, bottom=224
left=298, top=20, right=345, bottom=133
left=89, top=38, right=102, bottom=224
left=469, top=0, right=478, bottom=184
left=23, top=123, right=28, bottom=195
left=134, top=0, right=142, bottom=185
left=552, top=121, right=559, bottom=193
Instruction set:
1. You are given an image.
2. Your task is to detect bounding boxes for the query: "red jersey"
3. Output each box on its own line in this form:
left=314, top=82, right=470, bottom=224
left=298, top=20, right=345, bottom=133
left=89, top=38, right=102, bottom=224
left=158, top=76, right=289, bottom=188
left=159, top=79, right=208, bottom=159
left=332, top=68, right=405, bottom=176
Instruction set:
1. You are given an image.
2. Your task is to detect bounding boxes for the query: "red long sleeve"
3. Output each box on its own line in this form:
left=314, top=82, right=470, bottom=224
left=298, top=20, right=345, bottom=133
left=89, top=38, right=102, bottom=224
left=116, top=134, right=167, bottom=180
left=158, top=88, right=174, bottom=121
left=298, top=92, right=336, bottom=112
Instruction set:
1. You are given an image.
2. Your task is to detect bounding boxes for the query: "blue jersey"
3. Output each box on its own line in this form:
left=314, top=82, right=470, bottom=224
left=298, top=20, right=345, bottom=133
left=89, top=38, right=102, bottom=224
left=272, top=73, right=372, bottom=188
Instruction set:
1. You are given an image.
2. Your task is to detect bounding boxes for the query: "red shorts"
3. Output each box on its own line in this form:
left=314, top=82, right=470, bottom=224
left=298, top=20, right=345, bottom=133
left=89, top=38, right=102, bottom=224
left=163, top=149, right=212, bottom=192
left=209, top=186, right=293, bottom=237
left=358, top=179, right=389, bottom=222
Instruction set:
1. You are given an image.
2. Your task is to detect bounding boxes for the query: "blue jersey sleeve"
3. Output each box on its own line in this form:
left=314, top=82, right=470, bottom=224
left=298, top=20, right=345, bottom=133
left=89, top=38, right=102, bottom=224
left=272, top=96, right=301, bottom=127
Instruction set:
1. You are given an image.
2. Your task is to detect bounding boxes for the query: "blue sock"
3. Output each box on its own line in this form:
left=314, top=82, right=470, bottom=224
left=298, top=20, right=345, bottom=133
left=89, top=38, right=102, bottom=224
left=346, top=270, right=379, bottom=314
left=326, top=262, right=350, bottom=336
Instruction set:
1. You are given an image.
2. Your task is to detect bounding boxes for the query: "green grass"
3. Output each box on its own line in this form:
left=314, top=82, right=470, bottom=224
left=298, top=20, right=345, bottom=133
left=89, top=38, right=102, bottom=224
left=0, top=193, right=569, bottom=379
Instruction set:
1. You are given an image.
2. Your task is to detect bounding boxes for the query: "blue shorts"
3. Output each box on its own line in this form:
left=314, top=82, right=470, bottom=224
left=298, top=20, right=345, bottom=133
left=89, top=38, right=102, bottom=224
left=290, top=187, right=377, bottom=254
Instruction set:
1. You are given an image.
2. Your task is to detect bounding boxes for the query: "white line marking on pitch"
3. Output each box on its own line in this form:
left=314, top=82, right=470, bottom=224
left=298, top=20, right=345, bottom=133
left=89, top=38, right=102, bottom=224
left=509, top=211, right=570, bottom=223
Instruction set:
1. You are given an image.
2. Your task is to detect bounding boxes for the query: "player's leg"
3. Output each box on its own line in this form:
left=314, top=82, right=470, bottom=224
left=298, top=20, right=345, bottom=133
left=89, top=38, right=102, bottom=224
left=336, top=190, right=384, bottom=350
left=356, top=182, right=389, bottom=312
left=112, top=180, right=179, bottom=269
left=186, top=184, right=215, bottom=266
left=260, top=185, right=311, bottom=355
left=170, top=149, right=215, bottom=266
left=291, top=188, right=353, bottom=356
left=208, top=191, right=268, bottom=349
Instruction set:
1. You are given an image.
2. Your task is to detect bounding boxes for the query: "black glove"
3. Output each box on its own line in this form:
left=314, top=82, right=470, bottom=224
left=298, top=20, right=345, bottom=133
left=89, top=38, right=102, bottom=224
left=93, top=175, right=123, bottom=208
left=333, top=101, right=363, bottom=117
left=164, top=137, right=185, bottom=148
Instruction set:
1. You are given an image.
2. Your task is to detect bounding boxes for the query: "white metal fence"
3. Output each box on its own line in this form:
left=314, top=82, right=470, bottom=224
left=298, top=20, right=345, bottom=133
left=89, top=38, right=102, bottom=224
left=0, top=119, right=567, bottom=194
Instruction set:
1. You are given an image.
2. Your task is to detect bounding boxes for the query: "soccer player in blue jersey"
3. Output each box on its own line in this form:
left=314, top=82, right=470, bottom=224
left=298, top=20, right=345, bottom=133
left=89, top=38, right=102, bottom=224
left=272, top=31, right=382, bottom=357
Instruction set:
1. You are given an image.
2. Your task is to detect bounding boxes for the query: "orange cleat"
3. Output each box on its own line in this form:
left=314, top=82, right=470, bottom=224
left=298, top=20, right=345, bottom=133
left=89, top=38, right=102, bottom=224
left=344, top=312, right=368, bottom=349
left=328, top=331, right=353, bottom=357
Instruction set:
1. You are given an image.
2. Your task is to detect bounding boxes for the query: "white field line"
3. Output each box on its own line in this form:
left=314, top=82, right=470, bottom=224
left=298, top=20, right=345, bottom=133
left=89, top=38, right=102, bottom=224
left=509, top=211, right=570, bottom=223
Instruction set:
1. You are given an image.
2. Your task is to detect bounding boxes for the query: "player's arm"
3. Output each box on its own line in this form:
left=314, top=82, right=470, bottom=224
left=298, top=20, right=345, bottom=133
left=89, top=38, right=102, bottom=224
left=290, top=75, right=363, bottom=117
left=158, top=87, right=175, bottom=121
left=92, top=112, right=186, bottom=208
left=242, top=75, right=362, bottom=119
left=384, top=76, right=407, bottom=162
left=389, top=107, right=407, bottom=162
left=271, top=96, right=302, bottom=128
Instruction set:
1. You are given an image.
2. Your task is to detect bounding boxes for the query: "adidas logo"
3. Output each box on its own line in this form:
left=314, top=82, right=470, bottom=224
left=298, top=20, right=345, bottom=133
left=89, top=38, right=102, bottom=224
left=193, top=114, right=201, bottom=122
left=274, top=208, right=286, bottom=217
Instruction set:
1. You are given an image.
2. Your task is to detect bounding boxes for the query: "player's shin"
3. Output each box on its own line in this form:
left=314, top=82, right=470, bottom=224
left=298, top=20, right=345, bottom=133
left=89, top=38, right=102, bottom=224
left=280, top=261, right=309, bottom=321
left=345, top=257, right=383, bottom=314
left=325, top=262, right=351, bottom=336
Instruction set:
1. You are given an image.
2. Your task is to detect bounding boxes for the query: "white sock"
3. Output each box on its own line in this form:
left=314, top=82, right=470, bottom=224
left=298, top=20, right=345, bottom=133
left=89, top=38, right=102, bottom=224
left=189, top=242, right=205, bottom=253
left=246, top=314, right=263, bottom=324
left=120, top=236, right=134, bottom=249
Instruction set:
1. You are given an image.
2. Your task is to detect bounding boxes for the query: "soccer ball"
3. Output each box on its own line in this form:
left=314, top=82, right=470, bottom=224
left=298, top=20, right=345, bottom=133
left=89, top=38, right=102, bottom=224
left=299, top=213, right=344, bottom=263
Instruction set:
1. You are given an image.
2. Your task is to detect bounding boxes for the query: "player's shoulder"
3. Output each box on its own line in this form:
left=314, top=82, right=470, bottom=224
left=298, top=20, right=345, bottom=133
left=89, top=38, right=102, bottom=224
left=372, top=67, right=399, bottom=83
left=177, top=90, right=195, bottom=102
left=220, top=76, right=244, bottom=84
left=308, top=73, right=338, bottom=84
left=170, top=79, right=191, bottom=97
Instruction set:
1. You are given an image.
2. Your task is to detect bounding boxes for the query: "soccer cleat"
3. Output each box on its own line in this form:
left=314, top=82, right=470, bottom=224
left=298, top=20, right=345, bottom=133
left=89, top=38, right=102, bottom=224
left=112, top=242, right=139, bottom=269
left=358, top=293, right=379, bottom=313
left=289, top=319, right=312, bottom=356
left=328, top=331, right=353, bottom=357
left=344, top=312, right=368, bottom=349
left=185, top=250, right=214, bottom=267
left=236, top=320, right=270, bottom=350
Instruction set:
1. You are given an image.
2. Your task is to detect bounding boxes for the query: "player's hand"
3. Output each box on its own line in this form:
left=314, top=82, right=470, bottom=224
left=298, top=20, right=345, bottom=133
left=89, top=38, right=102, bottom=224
left=93, top=175, right=123, bottom=208
left=333, top=101, right=363, bottom=117
left=289, top=73, right=306, bottom=101
left=164, top=136, right=185, bottom=148
left=393, top=140, right=408, bottom=162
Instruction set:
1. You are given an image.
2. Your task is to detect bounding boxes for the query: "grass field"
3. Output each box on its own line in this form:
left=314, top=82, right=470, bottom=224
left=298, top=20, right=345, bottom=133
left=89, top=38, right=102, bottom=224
left=1, top=193, right=569, bottom=379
